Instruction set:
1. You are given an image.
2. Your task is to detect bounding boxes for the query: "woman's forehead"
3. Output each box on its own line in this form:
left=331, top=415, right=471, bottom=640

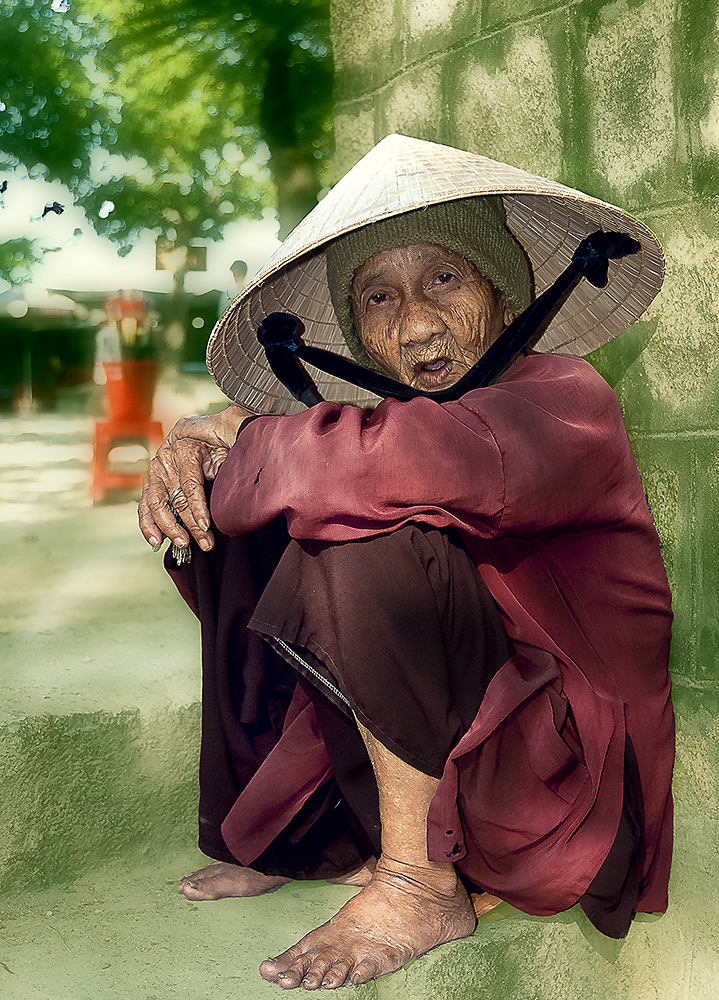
left=352, top=243, right=474, bottom=289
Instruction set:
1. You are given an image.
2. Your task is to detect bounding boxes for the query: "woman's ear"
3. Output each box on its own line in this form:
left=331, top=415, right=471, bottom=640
left=499, top=296, right=515, bottom=327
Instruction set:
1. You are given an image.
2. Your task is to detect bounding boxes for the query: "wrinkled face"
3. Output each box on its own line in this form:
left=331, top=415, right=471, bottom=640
left=351, top=243, right=514, bottom=391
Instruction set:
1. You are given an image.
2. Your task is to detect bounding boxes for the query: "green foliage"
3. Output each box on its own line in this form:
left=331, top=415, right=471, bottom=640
left=0, top=237, right=57, bottom=285
left=94, top=0, right=334, bottom=237
left=0, top=0, right=111, bottom=187
left=0, top=0, right=333, bottom=253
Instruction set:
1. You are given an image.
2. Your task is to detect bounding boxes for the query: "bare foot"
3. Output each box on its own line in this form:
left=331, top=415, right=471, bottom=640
left=259, top=856, right=476, bottom=989
left=178, top=858, right=377, bottom=901
left=178, top=861, right=291, bottom=900
left=326, top=857, right=376, bottom=888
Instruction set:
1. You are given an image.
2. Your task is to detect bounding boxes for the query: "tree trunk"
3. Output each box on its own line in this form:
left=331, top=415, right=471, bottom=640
left=164, top=265, right=189, bottom=368
left=260, top=36, right=322, bottom=238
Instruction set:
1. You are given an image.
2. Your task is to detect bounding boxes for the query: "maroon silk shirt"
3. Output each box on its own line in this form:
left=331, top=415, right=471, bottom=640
left=210, top=351, right=674, bottom=918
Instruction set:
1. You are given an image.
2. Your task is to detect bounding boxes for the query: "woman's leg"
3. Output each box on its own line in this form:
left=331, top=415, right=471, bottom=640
left=259, top=718, right=476, bottom=989
left=249, top=525, right=512, bottom=987
left=250, top=523, right=512, bottom=819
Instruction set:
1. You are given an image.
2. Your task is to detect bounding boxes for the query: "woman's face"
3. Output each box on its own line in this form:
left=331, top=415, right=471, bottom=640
left=351, top=243, right=514, bottom=391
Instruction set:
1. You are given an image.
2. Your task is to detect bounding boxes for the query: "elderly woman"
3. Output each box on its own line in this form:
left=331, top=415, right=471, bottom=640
left=139, top=136, right=674, bottom=991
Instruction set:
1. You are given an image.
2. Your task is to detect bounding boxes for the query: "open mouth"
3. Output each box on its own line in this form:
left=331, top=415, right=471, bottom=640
left=414, top=356, right=455, bottom=387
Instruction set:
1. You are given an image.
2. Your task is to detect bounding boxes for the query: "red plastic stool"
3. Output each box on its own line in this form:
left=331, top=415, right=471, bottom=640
left=91, top=418, right=164, bottom=502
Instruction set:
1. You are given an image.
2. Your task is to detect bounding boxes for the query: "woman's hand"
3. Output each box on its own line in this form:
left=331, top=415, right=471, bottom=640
left=138, top=405, right=251, bottom=553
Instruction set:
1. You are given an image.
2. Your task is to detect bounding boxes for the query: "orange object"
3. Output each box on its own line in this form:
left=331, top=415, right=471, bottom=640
left=103, top=360, right=160, bottom=420
left=91, top=418, right=164, bottom=502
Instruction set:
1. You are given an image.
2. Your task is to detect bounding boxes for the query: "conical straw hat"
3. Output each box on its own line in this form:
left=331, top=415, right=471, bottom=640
left=208, top=134, right=664, bottom=414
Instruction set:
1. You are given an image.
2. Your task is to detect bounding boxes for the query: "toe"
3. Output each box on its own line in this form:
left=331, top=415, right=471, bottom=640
left=348, top=956, right=382, bottom=986
left=319, top=960, right=353, bottom=989
left=259, top=958, right=282, bottom=981
left=260, top=949, right=306, bottom=985
left=299, top=966, right=326, bottom=990
left=300, top=954, right=342, bottom=990
left=178, top=878, right=211, bottom=901
left=276, top=962, right=309, bottom=990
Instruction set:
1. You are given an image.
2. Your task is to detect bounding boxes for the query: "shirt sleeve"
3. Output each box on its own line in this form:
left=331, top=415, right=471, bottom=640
left=210, top=356, right=635, bottom=543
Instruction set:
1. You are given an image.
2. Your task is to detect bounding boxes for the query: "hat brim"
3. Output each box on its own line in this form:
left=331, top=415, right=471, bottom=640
left=207, top=136, right=664, bottom=414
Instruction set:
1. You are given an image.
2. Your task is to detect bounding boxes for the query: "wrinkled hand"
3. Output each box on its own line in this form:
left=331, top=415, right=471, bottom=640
left=138, top=405, right=250, bottom=553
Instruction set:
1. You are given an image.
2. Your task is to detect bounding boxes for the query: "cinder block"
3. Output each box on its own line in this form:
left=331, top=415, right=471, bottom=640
left=581, top=0, right=682, bottom=205
left=447, top=25, right=566, bottom=177
left=376, top=63, right=445, bottom=143
left=398, top=0, right=484, bottom=64
left=481, top=0, right=561, bottom=32
left=331, top=0, right=404, bottom=98
left=332, top=107, right=381, bottom=179
left=627, top=433, right=719, bottom=689
left=612, top=209, right=719, bottom=431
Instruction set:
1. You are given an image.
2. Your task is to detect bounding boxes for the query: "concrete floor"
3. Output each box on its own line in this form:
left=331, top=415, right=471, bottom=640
left=0, top=845, right=367, bottom=1000
left=1, top=395, right=716, bottom=1000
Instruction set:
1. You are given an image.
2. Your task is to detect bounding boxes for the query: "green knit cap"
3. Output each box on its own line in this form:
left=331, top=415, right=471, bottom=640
left=325, top=196, right=533, bottom=367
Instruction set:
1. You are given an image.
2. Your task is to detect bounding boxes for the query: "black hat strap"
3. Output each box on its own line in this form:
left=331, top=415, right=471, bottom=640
left=256, top=230, right=641, bottom=407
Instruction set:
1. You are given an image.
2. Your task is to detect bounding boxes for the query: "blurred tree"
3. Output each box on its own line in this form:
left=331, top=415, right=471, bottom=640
left=0, top=0, right=113, bottom=189
left=1, top=0, right=332, bottom=239
left=95, top=0, right=333, bottom=240
left=0, top=0, right=332, bottom=349
left=0, top=238, right=58, bottom=286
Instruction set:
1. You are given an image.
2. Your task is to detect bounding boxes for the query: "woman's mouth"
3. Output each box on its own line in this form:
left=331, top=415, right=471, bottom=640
left=414, top=356, right=456, bottom=388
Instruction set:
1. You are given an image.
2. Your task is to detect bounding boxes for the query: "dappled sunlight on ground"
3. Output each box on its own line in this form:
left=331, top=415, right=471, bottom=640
left=0, top=411, right=201, bottom=719
left=0, top=416, right=94, bottom=522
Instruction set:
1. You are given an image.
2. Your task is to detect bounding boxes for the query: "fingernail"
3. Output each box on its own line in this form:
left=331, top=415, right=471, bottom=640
left=151, top=541, right=163, bottom=552
left=174, top=537, right=187, bottom=548
left=198, top=517, right=210, bottom=532
left=198, top=538, right=211, bottom=552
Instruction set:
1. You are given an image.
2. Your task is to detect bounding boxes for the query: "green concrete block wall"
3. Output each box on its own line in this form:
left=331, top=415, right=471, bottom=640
left=330, top=0, right=719, bottom=996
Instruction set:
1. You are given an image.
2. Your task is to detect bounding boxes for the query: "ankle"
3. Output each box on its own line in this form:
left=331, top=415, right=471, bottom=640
left=375, top=854, right=460, bottom=898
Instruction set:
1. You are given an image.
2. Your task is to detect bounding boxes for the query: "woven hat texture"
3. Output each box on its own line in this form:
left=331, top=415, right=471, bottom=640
left=208, top=134, right=665, bottom=414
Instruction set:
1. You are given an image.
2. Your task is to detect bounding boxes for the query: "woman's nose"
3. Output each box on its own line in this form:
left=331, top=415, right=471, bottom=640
left=397, top=295, right=446, bottom=345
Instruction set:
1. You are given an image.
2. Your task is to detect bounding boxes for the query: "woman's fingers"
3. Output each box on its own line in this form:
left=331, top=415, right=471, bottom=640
left=201, top=444, right=230, bottom=481
left=138, top=408, right=244, bottom=550
left=138, top=439, right=221, bottom=551
left=138, top=450, right=189, bottom=549
left=173, top=438, right=219, bottom=546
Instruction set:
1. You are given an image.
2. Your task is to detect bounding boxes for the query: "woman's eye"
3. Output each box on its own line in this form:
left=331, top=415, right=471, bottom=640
left=427, top=272, right=458, bottom=291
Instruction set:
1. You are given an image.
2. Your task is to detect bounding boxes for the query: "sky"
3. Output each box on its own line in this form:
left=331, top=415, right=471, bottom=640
left=1, top=171, right=282, bottom=298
